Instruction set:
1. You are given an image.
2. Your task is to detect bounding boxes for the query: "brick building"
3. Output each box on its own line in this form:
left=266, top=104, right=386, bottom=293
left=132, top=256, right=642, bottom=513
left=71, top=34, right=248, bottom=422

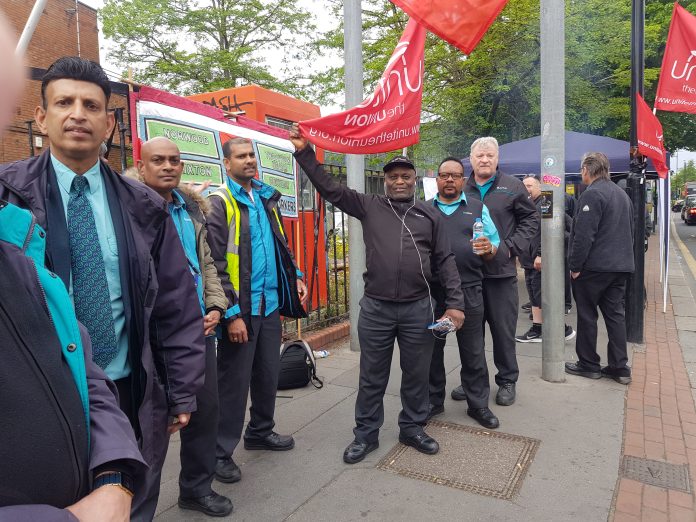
left=1, top=0, right=130, bottom=170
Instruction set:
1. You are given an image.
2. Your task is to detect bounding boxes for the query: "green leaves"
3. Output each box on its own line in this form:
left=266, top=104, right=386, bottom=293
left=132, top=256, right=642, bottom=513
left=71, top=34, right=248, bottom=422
left=100, top=0, right=316, bottom=96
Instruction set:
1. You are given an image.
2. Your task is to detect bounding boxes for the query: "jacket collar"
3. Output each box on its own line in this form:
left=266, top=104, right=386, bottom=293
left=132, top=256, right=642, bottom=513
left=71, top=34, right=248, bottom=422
left=225, top=176, right=279, bottom=204
left=0, top=148, right=169, bottom=245
left=0, top=201, right=45, bottom=264
left=465, top=169, right=501, bottom=191
left=174, top=186, right=208, bottom=223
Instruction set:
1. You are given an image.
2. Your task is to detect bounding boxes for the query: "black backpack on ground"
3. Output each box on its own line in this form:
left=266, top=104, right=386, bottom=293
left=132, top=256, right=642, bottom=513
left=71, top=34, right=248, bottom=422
left=278, top=340, right=323, bottom=390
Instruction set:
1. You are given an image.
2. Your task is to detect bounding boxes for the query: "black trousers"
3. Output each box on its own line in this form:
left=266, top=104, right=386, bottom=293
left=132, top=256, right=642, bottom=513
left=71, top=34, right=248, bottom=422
left=354, top=296, right=434, bottom=443
left=572, top=271, right=629, bottom=371
left=430, top=285, right=489, bottom=409
left=179, top=336, right=219, bottom=498
left=216, top=310, right=282, bottom=459
left=482, top=276, right=519, bottom=386
left=524, top=268, right=542, bottom=308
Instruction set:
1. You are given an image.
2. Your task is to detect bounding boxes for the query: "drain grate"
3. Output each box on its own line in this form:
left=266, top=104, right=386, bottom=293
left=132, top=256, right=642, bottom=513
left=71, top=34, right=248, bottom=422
left=621, top=456, right=691, bottom=492
left=376, top=420, right=540, bottom=500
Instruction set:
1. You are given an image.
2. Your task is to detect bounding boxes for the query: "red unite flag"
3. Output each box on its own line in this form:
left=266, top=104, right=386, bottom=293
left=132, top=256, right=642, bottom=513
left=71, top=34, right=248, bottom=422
left=390, top=0, right=509, bottom=54
left=299, top=19, right=426, bottom=154
left=655, top=3, right=696, bottom=114
left=636, top=94, right=669, bottom=179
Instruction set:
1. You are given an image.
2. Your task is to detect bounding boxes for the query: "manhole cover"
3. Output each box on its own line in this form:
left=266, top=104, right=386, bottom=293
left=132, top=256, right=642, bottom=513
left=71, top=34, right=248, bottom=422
left=621, top=456, right=691, bottom=492
left=376, top=420, right=540, bottom=500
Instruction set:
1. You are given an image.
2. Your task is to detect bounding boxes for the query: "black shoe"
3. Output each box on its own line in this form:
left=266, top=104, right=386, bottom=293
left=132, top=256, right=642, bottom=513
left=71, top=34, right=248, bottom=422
left=565, top=306, right=571, bottom=315
left=601, top=366, right=632, bottom=385
left=564, top=325, right=576, bottom=341
left=521, top=302, right=532, bottom=312
left=516, top=327, right=542, bottom=343
left=178, top=491, right=233, bottom=517
left=244, top=431, right=295, bottom=451
left=467, top=407, right=500, bottom=429
left=426, top=403, right=445, bottom=421
left=565, top=362, right=601, bottom=379
left=343, top=440, right=379, bottom=464
left=496, top=383, right=516, bottom=406
left=399, top=431, right=439, bottom=455
left=450, top=385, right=467, bottom=401
left=215, top=457, right=241, bottom=484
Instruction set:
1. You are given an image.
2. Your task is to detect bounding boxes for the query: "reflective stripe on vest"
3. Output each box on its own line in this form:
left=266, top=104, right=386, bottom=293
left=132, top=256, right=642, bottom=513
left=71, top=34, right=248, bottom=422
left=209, top=186, right=285, bottom=300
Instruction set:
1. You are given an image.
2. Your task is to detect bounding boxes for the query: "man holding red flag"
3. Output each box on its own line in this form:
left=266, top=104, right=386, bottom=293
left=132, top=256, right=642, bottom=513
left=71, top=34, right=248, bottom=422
left=289, top=124, right=465, bottom=464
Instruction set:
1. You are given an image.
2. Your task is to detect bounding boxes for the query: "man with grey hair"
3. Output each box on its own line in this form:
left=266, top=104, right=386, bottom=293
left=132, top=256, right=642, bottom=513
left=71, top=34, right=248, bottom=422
left=565, top=152, right=634, bottom=384
left=455, top=136, right=538, bottom=406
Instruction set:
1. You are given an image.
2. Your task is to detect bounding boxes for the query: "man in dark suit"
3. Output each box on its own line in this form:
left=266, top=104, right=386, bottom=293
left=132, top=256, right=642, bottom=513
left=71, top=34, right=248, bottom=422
left=0, top=57, right=206, bottom=521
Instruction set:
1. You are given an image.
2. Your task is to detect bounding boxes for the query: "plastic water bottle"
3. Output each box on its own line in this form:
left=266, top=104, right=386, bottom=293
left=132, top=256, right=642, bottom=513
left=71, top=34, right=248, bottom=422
left=313, top=350, right=330, bottom=359
left=472, top=218, right=485, bottom=254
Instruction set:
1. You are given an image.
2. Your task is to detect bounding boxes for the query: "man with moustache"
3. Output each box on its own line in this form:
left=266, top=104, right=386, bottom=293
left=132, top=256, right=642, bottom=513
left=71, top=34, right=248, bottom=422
left=290, top=124, right=465, bottom=463
left=0, top=30, right=145, bottom=522
left=208, top=137, right=308, bottom=486
left=0, top=57, right=206, bottom=521
left=138, top=137, right=232, bottom=517
left=428, top=157, right=500, bottom=429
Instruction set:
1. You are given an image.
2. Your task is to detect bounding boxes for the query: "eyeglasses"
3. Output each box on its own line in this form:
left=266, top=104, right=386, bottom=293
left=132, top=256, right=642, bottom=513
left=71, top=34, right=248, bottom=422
left=437, top=172, right=464, bottom=180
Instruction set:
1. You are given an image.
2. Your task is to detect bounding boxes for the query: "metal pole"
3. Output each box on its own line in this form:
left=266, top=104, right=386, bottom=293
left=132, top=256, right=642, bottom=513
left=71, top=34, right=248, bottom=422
left=114, top=108, right=128, bottom=172
left=626, top=0, right=646, bottom=343
left=540, top=0, right=565, bottom=382
left=15, top=0, right=50, bottom=56
left=26, top=121, right=35, bottom=157
left=344, top=0, right=366, bottom=352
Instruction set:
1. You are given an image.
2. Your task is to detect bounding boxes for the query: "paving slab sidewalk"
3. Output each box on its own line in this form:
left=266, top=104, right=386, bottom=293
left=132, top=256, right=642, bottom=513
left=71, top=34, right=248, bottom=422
left=155, top=227, right=696, bottom=521
left=609, top=230, right=696, bottom=522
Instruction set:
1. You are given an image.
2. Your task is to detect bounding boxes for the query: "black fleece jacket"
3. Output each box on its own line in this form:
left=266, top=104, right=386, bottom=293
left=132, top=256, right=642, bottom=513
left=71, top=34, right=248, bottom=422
left=568, top=178, right=635, bottom=273
left=294, top=147, right=464, bottom=311
left=464, top=172, right=539, bottom=278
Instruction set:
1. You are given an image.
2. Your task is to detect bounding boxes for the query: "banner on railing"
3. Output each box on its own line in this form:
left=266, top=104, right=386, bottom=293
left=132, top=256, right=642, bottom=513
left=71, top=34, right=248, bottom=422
left=132, top=86, right=301, bottom=218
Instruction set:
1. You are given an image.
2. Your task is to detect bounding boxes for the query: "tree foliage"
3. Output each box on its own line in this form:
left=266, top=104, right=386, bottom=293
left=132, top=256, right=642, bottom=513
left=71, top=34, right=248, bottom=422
left=673, top=160, right=696, bottom=196
left=100, top=0, right=316, bottom=96
left=311, top=0, right=696, bottom=168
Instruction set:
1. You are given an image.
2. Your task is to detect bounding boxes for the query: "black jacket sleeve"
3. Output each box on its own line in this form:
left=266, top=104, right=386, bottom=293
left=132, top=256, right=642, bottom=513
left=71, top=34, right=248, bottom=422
left=505, top=187, right=539, bottom=258
left=293, top=147, right=370, bottom=220
left=568, top=190, right=604, bottom=272
left=430, top=214, right=465, bottom=311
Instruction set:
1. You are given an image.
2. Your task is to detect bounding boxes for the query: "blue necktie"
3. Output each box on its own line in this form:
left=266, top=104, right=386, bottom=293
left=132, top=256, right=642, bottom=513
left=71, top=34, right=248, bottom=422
left=68, top=175, right=118, bottom=369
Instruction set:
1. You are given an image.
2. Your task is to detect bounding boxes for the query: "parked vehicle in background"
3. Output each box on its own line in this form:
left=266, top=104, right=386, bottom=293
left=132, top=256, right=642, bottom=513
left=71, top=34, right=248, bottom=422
left=673, top=199, right=685, bottom=212
left=686, top=181, right=696, bottom=197
left=682, top=196, right=696, bottom=225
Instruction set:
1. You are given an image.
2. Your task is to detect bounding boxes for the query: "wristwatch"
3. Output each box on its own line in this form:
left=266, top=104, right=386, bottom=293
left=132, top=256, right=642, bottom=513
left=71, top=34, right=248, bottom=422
left=93, top=471, right=135, bottom=498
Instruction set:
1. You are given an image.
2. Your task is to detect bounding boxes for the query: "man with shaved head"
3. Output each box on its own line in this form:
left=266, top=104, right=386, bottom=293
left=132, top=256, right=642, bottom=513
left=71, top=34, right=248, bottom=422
left=515, top=175, right=575, bottom=343
left=138, top=138, right=232, bottom=517
left=0, top=57, right=206, bottom=521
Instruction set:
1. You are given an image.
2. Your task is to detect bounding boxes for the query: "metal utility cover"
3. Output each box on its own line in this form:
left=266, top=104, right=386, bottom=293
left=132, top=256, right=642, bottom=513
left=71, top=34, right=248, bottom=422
left=621, top=456, right=691, bottom=493
left=377, top=420, right=540, bottom=500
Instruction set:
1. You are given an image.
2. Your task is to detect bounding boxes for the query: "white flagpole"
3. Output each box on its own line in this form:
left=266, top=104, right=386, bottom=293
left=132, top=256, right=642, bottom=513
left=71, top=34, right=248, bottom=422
left=15, top=0, right=49, bottom=56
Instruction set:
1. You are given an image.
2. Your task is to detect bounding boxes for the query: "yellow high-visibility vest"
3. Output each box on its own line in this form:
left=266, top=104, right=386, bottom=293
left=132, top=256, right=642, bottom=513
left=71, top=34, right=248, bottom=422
left=209, top=185, right=285, bottom=299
